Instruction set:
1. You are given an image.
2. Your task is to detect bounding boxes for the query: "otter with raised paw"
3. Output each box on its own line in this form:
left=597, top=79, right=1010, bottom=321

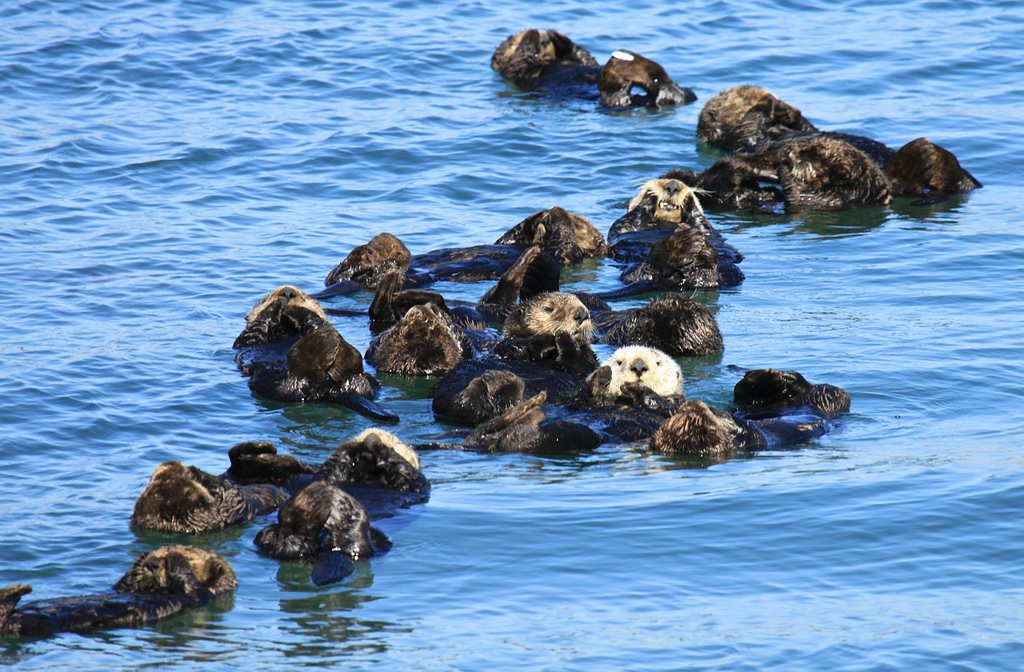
left=732, top=368, right=851, bottom=420
left=464, top=391, right=602, bottom=455
left=254, top=480, right=391, bottom=586
left=592, top=293, right=723, bottom=357
left=0, top=546, right=236, bottom=637
left=492, top=29, right=696, bottom=108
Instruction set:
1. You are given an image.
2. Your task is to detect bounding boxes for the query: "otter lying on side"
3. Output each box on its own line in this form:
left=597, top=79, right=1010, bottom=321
left=649, top=399, right=834, bottom=456
left=464, top=391, right=602, bottom=455
left=233, top=286, right=398, bottom=422
left=732, top=368, right=851, bottom=419
left=132, top=461, right=288, bottom=535
left=254, top=480, right=391, bottom=586
left=685, top=85, right=981, bottom=209
left=0, top=546, right=236, bottom=637
left=491, top=29, right=696, bottom=107
left=317, top=208, right=603, bottom=299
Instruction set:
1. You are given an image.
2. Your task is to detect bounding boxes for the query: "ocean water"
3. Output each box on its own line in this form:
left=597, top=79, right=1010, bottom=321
left=2, top=0, right=1023, bottom=669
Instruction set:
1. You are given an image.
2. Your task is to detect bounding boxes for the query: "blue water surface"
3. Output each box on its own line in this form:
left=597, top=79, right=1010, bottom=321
left=2, top=0, right=1024, bottom=669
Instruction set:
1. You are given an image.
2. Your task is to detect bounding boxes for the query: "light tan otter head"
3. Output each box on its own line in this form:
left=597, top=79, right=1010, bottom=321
left=628, top=179, right=706, bottom=225
left=245, top=285, right=327, bottom=324
left=599, top=50, right=696, bottom=108
left=650, top=400, right=735, bottom=456
left=602, top=345, right=683, bottom=398
left=113, top=545, right=237, bottom=597
left=503, top=291, right=593, bottom=341
left=354, top=428, right=421, bottom=471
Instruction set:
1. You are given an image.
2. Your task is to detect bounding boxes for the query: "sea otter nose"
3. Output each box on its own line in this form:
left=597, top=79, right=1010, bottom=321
left=280, top=288, right=298, bottom=300
left=663, top=180, right=682, bottom=197
left=630, top=358, right=648, bottom=378
left=574, top=307, right=588, bottom=323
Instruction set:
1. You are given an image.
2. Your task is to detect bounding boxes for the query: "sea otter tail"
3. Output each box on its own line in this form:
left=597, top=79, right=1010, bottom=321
left=1, top=584, right=32, bottom=629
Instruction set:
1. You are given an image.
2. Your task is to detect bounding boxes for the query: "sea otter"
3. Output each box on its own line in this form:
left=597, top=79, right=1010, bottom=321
left=732, top=368, right=851, bottom=419
left=234, top=286, right=397, bottom=421
left=0, top=546, right=236, bottom=636
left=491, top=29, right=696, bottom=107
left=649, top=399, right=833, bottom=456
left=492, top=292, right=598, bottom=374
left=132, top=461, right=288, bottom=535
left=316, top=428, right=430, bottom=517
left=317, top=208, right=599, bottom=299
left=558, top=346, right=687, bottom=443
left=592, top=294, right=723, bottom=357
left=431, top=369, right=527, bottom=425
left=366, top=302, right=474, bottom=376
left=697, top=84, right=818, bottom=152
left=222, top=440, right=315, bottom=487
left=254, top=480, right=391, bottom=586
left=464, top=391, right=602, bottom=454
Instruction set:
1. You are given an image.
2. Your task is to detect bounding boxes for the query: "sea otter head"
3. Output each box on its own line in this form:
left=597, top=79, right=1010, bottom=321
left=316, top=428, right=429, bottom=495
left=599, top=50, right=696, bottom=108
left=113, top=546, right=237, bottom=599
left=697, top=84, right=816, bottom=151
left=884, top=137, right=983, bottom=197
left=603, top=345, right=683, bottom=398
left=371, top=302, right=466, bottom=376
left=495, top=207, right=609, bottom=265
left=131, top=462, right=222, bottom=534
left=244, top=285, right=327, bottom=325
left=504, top=291, right=593, bottom=341
left=491, top=29, right=598, bottom=86
left=649, top=400, right=735, bottom=456
left=628, top=178, right=706, bottom=225
left=324, top=232, right=412, bottom=290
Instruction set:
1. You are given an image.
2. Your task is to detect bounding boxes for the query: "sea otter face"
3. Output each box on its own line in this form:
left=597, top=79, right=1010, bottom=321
left=627, top=179, right=705, bottom=225
left=507, top=292, right=593, bottom=341
left=245, top=285, right=327, bottom=324
left=697, top=85, right=775, bottom=147
left=598, top=50, right=696, bottom=108
left=604, top=345, right=683, bottom=397
left=113, top=546, right=237, bottom=597
left=650, top=400, right=733, bottom=456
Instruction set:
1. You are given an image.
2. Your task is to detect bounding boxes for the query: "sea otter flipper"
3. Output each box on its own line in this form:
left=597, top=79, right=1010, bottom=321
left=590, top=280, right=664, bottom=301
left=309, top=280, right=362, bottom=300
left=479, top=245, right=542, bottom=305
left=334, top=394, right=400, bottom=423
left=310, top=552, right=356, bottom=586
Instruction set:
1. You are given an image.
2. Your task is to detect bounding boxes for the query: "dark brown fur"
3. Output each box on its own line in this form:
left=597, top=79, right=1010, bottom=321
left=884, top=137, right=982, bottom=197
left=495, top=207, right=608, bottom=265
left=697, top=84, right=817, bottom=151
left=464, top=391, right=602, bottom=454
left=733, top=368, right=851, bottom=419
left=132, top=461, right=287, bottom=534
left=597, top=50, right=696, bottom=108
left=324, top=232, right=412, bottom=289
left=1, top=546, right=235, bottom=636
left=594, top=293, right=724, bottom=357
left=431, top=369, right=526, bottom=425
left=367, top=302, right=469, bottom=376
left=491, top=29, right=597, bottom=89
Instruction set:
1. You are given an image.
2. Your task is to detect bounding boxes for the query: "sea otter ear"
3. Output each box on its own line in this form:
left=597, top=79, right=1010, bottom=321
left=311, top=552, right=356, bottom=586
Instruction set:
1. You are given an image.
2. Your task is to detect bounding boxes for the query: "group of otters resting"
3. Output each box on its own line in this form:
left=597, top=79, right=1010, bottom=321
left=3, top=28, right=980, bottom=637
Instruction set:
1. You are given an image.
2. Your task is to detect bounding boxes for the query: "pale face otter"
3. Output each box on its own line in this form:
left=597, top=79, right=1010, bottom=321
left=324, top=232, right=412, bottom=290
left=494, top=207, right=608, bottom=265
left=353, top=428, right=421, bottom=472
left=602, top=345, right=684, bottom=398
left=502, top=292, right=593, bottom=341
left=234, top=285, right=330, bottom=350
left=626, top=178, right=706, bottom=226
left=649, top=400, right=739, bottom=456
left=368, top=302, right=467, bottom=376
left=491, top=28, right=598, bottom=88
left=697, top=84, right=816, bottom=151
left=598, top=50, right=696, bottom=108
left=132, top=461, right=286, bottom=534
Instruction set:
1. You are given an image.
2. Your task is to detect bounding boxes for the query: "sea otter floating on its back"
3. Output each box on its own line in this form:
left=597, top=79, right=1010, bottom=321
left=491, top=29, right=696, bottom=108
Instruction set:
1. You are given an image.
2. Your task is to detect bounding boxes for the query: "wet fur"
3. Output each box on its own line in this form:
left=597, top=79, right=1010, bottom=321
left=593, top=293, right=724, bottom=357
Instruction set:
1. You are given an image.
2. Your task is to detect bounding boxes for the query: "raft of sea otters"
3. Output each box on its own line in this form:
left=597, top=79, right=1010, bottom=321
left=2, top=28, right=980, bottom=637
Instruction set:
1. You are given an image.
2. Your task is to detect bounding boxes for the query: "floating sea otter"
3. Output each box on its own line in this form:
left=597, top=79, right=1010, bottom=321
left=317, top=207, right=604, bottom=298
left=463, top=390, right=602, bottom=455
left=592, top=293, right=724, bottom=357
left=491, top=29, right=696, bottom=107
left=679, top=85, right=981, bottom=210
left=254, top=480, right=391, bottom=586
left=233, top=285, right=398, bottom=421
left=0, top=546, right=236, bottom=636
